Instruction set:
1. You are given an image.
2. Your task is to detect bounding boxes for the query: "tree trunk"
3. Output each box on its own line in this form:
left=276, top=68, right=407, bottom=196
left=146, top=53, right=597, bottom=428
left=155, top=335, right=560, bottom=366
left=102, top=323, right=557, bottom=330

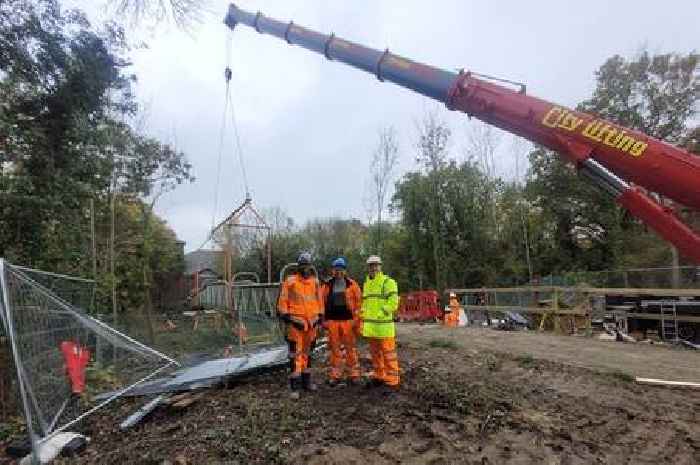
left=430, top=171, right=443, bottom=293
left=377, top=208, right=382, bottom=255
left=142, top=264, right=156, bottom=344
left=90, top=198, right=97, bottom=313
left=111, top=185, right=117, bottom=325
left=141, top=205, right=156, bottom=344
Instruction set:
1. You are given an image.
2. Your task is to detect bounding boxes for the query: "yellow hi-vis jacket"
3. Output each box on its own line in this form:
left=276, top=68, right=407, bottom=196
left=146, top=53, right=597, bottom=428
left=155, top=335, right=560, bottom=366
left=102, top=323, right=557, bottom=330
left=361, top=272, right=399, bottom=338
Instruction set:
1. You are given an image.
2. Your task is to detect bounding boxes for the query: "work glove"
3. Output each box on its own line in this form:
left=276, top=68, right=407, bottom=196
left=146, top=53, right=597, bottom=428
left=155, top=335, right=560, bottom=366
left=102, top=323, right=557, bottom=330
left=309, top=315, right=323, bottom=328
left=284, top=315, right=307, bottom=331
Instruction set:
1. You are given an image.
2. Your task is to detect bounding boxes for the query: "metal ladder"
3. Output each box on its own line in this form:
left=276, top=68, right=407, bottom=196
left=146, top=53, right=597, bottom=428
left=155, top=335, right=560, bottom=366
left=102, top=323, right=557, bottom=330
left=660, top=302, right=678, bottom=342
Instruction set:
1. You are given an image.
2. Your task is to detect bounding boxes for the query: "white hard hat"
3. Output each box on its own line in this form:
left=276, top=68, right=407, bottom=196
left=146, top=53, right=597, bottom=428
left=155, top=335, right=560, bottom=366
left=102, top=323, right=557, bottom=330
left=449, top=292, right=456, bottom=298
left=366, top=255, right=382, bottom=265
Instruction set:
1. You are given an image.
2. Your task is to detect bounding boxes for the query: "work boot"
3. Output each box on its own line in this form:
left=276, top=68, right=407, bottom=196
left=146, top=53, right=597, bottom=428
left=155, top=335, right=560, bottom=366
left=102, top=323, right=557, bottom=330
left=301, top=372, right=317, bottom=392
left=327, top=378, right=339, bottom=387
left=381, top=384, right=399, bottom=396
left=365, top=378, right=384, bottom=390
left=289, top=375, right=302, bottom=400
left=348, top=377, right=361, bottom=386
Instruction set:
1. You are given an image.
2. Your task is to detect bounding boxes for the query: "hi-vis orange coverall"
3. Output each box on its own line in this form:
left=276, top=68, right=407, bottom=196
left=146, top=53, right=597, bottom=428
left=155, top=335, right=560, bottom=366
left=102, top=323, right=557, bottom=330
left=445, top=297, right=461, bottom=327
left=278, top=273, right=323, bottom=376
left=321, top=277, right=362, bottom=381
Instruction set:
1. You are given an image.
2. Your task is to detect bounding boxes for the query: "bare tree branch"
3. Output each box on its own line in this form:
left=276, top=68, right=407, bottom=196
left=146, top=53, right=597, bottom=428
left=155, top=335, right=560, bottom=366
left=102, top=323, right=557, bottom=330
left=109, top=0, right=210, bottom=30
left=369, top=126, right=399, bottom=253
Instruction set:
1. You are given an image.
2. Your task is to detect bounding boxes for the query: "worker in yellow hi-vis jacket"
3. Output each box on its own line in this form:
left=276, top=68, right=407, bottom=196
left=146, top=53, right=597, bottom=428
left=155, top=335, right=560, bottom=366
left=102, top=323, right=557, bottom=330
left=361, top=255, right=400, bottom=391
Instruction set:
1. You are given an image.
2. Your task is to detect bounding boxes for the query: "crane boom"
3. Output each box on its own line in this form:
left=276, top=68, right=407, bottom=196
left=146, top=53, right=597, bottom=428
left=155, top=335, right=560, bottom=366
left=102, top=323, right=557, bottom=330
left=224, top=4, right=700, bottom=263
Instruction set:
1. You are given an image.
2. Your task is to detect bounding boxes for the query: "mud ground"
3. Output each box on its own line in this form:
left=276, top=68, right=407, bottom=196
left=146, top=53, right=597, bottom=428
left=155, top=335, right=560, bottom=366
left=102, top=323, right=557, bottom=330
left=5, top=325, right=700, bottom=464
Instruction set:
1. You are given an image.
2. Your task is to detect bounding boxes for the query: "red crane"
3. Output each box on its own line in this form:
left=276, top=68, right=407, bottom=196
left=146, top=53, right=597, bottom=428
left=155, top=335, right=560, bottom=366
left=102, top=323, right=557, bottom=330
left=223, top=4, right=700, bottom=263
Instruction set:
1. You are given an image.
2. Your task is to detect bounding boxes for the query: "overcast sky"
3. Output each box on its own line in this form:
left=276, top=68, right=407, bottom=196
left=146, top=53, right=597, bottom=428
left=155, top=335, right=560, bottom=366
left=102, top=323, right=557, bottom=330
left=73, top=0, right=699, bottom=251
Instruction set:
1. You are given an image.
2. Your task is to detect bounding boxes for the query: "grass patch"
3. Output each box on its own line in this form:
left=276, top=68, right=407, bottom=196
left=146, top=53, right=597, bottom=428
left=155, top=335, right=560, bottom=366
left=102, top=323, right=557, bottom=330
left=0, top=417, right=24, bottom=442
left=602, top=369, right=634, bottom=383
left=428, top=338, right=458, bottom=349
left=515, top=353, right=536, bottom=368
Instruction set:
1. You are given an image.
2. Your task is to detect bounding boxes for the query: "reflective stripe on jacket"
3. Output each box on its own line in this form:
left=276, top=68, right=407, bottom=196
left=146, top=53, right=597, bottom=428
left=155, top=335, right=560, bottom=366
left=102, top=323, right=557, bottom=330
left=361, top=272, right=399, bottom=338
left=278, top=273, right=323, bottom=320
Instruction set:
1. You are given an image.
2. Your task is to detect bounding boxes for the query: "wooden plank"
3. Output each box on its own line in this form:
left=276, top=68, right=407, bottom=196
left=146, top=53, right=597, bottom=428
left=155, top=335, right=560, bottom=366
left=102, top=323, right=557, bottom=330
left=448, top=286, right=700, bottom=297
left=171, top=392, right=204, bottom=409
left=625, top=312, right=700, bottom=324
left=462, top=305, right=587, bottom=316
left=448, top=286, right=564, bottom=294
left=635, top=377, right=700, bottom=389
left=579, top=287, right=700, bottom=297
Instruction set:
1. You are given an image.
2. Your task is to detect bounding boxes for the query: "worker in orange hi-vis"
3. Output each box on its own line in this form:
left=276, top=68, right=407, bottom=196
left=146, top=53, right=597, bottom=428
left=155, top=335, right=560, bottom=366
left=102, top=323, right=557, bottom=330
left=445, top=292, right=460, bottom=327
left=320, top=257, right=362, bottom=386
left=361, top=255, right=400, bottom=392
left=278, top=252, right=324, bottom=399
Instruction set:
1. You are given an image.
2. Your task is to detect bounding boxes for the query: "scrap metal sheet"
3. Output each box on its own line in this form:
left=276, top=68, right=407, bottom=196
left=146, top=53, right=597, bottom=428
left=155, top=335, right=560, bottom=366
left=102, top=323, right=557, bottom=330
left=98, top=345, right=289, bottom=398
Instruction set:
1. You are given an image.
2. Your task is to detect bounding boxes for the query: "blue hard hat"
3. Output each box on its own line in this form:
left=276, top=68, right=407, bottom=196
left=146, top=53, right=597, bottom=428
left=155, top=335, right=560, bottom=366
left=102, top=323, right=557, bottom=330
left=332, top=257, right=347, bottom=269
left=297, top=252, right=312, bottom=265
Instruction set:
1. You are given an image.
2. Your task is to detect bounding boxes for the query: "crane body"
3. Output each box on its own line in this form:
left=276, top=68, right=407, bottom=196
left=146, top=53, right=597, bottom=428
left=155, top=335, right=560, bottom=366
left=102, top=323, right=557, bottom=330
left=224, top=4, right=700, bottom=263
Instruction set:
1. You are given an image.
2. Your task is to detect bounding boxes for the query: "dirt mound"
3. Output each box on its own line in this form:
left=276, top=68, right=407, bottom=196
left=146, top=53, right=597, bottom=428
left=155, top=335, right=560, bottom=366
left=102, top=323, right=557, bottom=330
left=8, top=327, right=694, bottom=464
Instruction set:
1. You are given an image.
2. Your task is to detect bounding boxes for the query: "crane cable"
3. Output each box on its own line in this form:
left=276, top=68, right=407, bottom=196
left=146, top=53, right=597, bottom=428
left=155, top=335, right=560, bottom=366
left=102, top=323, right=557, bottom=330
left=209, top=72, right=231, bottom=239
left=198, top=35, right=233, bottom=250
left=227, top=75, right=251, bottom=201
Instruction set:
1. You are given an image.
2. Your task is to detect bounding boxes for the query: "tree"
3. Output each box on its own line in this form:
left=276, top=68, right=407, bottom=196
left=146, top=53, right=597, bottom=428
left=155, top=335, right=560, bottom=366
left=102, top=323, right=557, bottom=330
left=392, top=159, right=496, bottom=290
left=368, top=126, right=399, bottom=254
left=580, top=51, right=699, bottom=276
left=415, top=111, right=451, bottom=292
left=109, top=0, right=206, bottom=29
left=526, top=50, right=699, bottom=273
left=118, top=135, right=194, bottom=341
left=0, top=0, right=135, bottom=271
left=0, top=1, right=192, bottom=324
left=464, top=121, right=502, bottom=236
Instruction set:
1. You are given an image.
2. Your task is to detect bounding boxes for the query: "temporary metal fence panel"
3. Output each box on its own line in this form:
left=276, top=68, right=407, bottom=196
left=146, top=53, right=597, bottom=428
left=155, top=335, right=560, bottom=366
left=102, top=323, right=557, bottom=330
left=11, top=265, right=96, bottom=313
left=0, top=259, right=177, bottom=457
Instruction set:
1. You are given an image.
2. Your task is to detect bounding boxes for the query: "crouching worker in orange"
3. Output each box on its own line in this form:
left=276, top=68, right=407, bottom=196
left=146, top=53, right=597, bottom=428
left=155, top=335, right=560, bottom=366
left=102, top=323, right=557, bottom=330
left=444, top=292, right=460, bottom=327
left=321, top=257, right=362, bottom=386
left=278, top=252, right=323, bottom=399
left=361, top=255, right=401, bottom=392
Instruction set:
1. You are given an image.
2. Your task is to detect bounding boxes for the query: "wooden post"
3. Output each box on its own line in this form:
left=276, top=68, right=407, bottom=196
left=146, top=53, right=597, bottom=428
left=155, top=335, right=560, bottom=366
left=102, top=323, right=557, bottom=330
left=553, top=288, right=561, bottom=333
left=225, top=224, right=233, bottom=311
left=266, top=229, right=272, bottom=284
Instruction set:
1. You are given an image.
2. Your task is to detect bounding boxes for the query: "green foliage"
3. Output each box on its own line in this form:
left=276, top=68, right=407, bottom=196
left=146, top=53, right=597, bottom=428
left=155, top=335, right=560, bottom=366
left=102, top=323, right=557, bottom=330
left=391, top=159, right=496, bottom=290
left=526, top=50, right=699, bottom=271
left=236, top=48, right=699, bottom=294
left=0, top=0, right=191, bottom=315
left=515, top=353, right=535, bottom=369
left=579, top=51, right=699, bottom=142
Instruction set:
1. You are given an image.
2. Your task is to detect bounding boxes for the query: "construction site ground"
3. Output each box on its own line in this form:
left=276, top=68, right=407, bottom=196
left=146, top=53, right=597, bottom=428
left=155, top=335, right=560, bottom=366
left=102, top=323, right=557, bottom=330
left=4, top=324, right=699, bottom=464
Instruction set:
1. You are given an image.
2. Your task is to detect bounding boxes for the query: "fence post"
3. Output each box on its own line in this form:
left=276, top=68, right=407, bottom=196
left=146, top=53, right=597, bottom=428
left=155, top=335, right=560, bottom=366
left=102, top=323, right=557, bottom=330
left=0, top=260, right=41, bottom=465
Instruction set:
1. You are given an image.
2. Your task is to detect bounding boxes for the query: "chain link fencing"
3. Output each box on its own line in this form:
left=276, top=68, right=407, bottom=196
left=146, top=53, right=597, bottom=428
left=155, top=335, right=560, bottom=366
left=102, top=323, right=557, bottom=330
left=0, top=259, right=177, bottom=458
left=538, top=266, right=700, bottom=289
left=100, top=281, right=285, bottom=360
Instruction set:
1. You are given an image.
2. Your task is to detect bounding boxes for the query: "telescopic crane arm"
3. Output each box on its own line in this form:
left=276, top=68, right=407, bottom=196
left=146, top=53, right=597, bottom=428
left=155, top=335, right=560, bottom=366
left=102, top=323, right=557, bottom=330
left=224, top=4, right=700, bottom=263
